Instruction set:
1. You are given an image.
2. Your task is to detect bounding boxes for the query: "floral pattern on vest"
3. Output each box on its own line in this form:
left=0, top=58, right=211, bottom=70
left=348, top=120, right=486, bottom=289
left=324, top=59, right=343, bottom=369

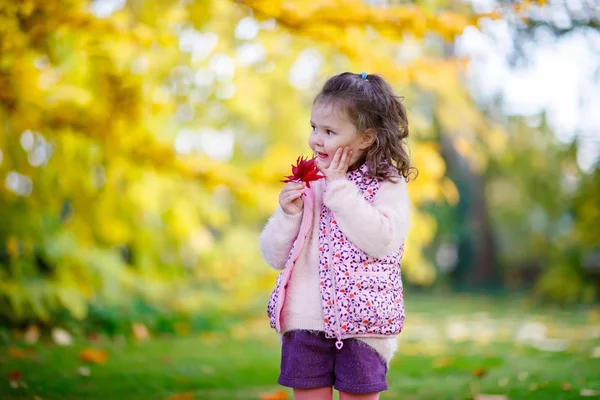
left=267, top=164, right=405, bottom=340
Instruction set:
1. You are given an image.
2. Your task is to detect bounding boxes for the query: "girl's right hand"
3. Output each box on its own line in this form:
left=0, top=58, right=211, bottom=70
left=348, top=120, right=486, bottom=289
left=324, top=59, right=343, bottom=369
left=279, top=182, right=306, bottom=215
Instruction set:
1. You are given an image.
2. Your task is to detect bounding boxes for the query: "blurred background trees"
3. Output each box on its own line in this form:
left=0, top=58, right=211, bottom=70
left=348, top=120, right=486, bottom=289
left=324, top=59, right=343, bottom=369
left=0, top=0, right=598, bottom=325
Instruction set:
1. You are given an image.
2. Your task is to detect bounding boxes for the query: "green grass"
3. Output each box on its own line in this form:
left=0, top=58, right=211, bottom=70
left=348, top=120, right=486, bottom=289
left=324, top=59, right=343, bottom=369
left=1, top=294, right=600, bottom=399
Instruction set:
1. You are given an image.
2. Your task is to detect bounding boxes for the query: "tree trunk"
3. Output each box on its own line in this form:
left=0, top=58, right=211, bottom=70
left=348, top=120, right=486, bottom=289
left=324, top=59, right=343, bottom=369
left=438, top=133, right=501, bottom=289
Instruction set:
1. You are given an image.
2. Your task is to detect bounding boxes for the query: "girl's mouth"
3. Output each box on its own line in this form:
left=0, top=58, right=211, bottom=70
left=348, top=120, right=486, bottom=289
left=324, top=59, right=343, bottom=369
left=316, top=152, right=328, bottom=159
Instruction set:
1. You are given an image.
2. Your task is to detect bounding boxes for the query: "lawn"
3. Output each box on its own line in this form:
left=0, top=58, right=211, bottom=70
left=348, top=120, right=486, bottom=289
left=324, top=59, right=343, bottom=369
left=1, top=294, right=599, bottom=400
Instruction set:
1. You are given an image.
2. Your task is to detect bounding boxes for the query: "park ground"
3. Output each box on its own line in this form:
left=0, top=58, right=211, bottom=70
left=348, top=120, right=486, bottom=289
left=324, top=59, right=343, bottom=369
left=1, top=294, right=600, bottom=400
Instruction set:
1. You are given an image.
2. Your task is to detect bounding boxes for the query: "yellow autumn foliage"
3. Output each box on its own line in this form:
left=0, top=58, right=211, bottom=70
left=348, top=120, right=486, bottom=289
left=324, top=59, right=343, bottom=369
left=0, top=0, right=528, bottom=321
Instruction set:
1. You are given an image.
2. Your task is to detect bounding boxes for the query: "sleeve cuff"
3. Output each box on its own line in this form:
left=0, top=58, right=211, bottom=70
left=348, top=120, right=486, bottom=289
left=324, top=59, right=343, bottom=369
left=273, top=203, right=303, bottom=227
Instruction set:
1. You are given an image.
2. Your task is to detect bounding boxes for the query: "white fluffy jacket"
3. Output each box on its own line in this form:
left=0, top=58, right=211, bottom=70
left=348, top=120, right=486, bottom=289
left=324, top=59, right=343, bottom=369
left=260, top=175, right=410, bottom=363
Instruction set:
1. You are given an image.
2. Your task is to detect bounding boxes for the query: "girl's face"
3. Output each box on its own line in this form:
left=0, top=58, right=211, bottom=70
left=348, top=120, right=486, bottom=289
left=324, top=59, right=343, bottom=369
left=308, top=101, right=374, bottom=170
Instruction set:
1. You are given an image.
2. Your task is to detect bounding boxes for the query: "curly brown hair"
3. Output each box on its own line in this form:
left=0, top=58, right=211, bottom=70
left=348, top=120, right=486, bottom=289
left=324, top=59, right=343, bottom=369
left=314, top=72, right=416, bottom=182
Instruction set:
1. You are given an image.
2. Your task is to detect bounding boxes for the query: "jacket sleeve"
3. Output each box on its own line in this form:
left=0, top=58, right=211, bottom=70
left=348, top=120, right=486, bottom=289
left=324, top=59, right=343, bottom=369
left=323, top=178, right=410, bottom=259
left=259, top=204, right=303, bottom=270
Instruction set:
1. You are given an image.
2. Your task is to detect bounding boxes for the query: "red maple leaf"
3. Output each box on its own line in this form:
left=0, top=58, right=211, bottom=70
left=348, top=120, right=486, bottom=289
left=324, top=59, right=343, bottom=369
left=281, top=156, right=324, bottom=188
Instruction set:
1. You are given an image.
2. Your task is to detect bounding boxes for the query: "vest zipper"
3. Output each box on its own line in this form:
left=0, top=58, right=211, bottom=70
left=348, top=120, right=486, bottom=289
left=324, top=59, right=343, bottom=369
left=325, top=207, right=344, bottom=350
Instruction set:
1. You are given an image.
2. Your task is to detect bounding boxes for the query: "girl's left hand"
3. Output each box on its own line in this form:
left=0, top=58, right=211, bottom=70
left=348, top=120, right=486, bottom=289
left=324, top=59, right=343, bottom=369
left=317, top=146, right=352, bottom=182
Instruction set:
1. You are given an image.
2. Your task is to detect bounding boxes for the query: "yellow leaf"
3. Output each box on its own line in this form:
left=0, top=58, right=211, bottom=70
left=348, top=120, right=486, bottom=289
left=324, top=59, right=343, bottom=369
left=260, top=390, right=289, bottom=400
left=6, top=236, right=19, bottom=257
left=47, top=85, right=92, bottom=106
left=57, top=288, right=87, bottom=320
left=432, top=357, right=452, bottom=368
left=9, top=347, right=27, bottom=359
left=472, top=367, right=487, bottom=378
left=79, top=348, right=108, bottom=364
left=165, top=393, right=194, bottom=400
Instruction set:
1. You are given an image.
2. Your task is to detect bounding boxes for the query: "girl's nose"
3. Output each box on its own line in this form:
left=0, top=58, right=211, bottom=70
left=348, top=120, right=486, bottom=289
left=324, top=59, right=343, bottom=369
left=312, top=132, right=323, bottom=147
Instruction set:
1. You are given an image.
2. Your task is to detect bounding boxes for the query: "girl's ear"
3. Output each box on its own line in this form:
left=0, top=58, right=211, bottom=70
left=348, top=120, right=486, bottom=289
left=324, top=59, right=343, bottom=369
left=359, top=128, right=376, bottom=150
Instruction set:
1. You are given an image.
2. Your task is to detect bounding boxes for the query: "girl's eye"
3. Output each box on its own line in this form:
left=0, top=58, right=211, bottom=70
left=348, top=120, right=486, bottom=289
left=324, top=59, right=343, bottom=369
left=310, top=126, right=334, bottom=135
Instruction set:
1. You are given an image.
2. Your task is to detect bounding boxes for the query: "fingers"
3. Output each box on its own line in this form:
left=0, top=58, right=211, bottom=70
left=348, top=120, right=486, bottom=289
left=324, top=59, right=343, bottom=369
left=283, top=188, right=305, bottom=202
left=330, top=147, right=352, bottom=176
left=339, top=147, right=351, bottom=170
left=330, top=147, right=342, bottom=169
left=288, top=182, right=306, bottom=189
left=280, top=185, right=305, bottom=214
left=315, top=147, right=353, bottom=181
left=280, top=182, right=305, bottom=204
left=282, top=181, right=305, bottom=193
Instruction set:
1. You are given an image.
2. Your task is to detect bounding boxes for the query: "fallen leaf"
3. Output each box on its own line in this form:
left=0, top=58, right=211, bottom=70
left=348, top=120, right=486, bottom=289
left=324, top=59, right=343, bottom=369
left=590, top=346, right=600, bottom=359
left=518, top=372, right=529, bottom=381
left=132, top=323, right=149, bottom=341
left=581, top=389, right=599, bottom=397
left=88, top=333, right=100, bottom=343
left=24, top=325, right=40, bottom=344
left=162, top=356, right=173, bottom=364
left=260, top=390, right=288, bottom=400
left=52, top=328, right=73, bottom=346
left=432, top=357, right=452, bottom=368
left=9, top=346, right=27, bottom=359
left=529, top=383, right=538, bottom=390
left=78, top=366, right=91, bottom=376
left=561, top=382, right=571, bottom=391
left=8, top=371, right=21, bottom=380
left=498, top=378, right=509, bottom=387
left=165, top=393, right=194, bottom=400
left=472, top=368, right=488, bottom=378
left=10, top=381, right=19, bottom=389
left=79, top=348, right=108, bottom=364
left=474, top=395, right=508, bottom=400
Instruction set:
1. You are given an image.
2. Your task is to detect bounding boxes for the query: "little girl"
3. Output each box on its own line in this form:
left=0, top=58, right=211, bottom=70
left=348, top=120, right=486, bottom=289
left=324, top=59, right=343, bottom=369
left=260, top=72, right=412, bottom=400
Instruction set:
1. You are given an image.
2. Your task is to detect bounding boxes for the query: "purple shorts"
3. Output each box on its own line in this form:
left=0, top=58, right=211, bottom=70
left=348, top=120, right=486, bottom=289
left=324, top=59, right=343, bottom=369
left=278, top=330, right=388, bottom=394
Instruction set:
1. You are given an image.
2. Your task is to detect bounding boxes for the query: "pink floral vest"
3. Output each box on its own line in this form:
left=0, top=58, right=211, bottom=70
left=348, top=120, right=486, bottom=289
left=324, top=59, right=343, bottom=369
left=267, top=165, right=405, bottom=348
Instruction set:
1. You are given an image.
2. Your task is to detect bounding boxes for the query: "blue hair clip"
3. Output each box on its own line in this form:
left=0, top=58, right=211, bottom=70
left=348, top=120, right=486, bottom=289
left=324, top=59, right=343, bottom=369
left=360, top=72, right=368, bottom=80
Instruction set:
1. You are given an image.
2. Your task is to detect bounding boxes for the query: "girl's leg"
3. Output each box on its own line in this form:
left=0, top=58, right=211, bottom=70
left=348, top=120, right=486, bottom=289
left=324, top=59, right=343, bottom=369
left=293, top=386, right=333, bottom=400
left=339, top=391, right=380, bottom=400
